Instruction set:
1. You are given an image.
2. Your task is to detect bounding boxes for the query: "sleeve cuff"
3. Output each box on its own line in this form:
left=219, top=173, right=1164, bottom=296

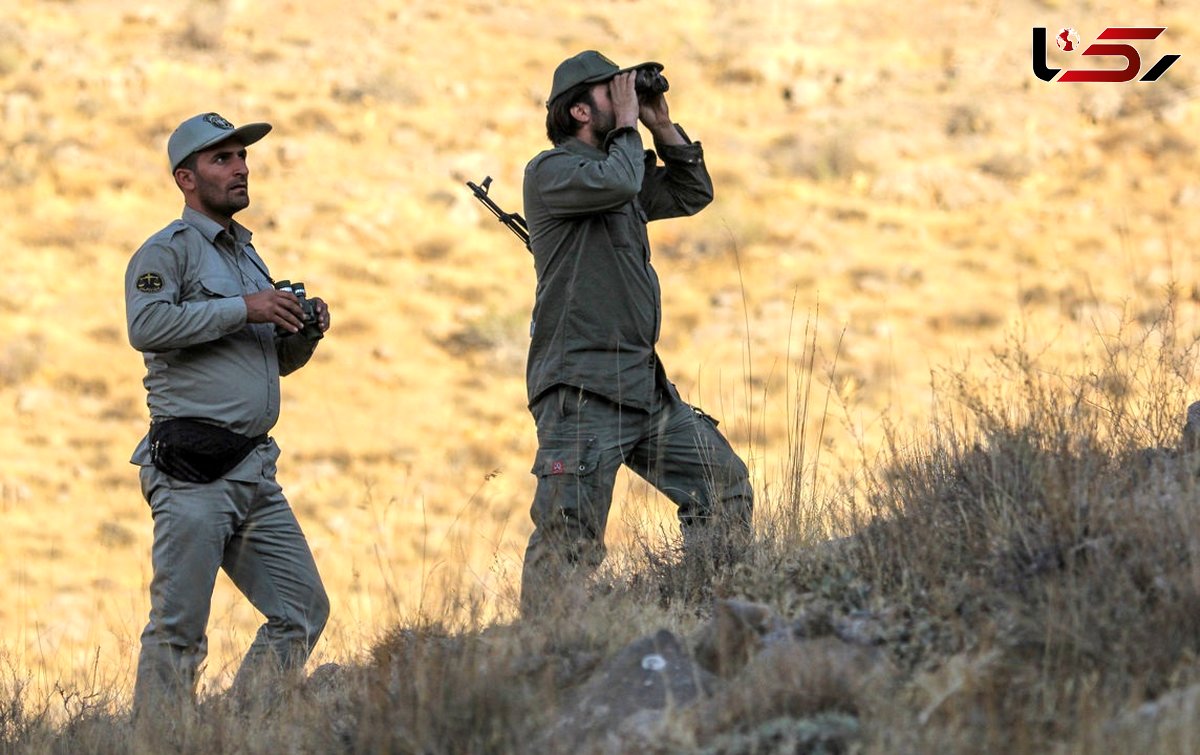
left=656, top=126, right=704, bottom=165
left=657, top=142, right=704, bottom=166
left=217, top=295, right=248, bottom=332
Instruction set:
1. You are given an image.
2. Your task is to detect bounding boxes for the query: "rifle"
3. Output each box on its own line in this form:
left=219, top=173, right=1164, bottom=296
left=466, top=176, right=530, bottom=252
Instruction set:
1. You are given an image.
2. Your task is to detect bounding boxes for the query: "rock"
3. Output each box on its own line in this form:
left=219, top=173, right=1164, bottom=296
left=696, top=713, right=862, bottom=755
left=1182, top=401, right=1200, bottom=450
left=832, top=609, right=890, bottom=646
left=1104, top=683, right=1200, bottom=749
left=540, top=629, right=713, bottom=753
left=684, top=596, right=891, bottom=752
left=692, top=637, right=883, bottom=744
left=694, top=598, right=790, bottom=677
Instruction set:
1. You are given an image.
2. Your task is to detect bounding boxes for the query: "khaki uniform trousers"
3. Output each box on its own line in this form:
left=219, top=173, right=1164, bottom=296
left=133, top=440, right=328, bottom=712
left=520, top=385, right=753, bottom=613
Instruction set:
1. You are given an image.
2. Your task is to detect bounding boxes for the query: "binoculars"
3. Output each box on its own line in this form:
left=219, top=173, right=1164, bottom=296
left=634, top=66, right=669, bottom=99
left=274, top=280, right=323, bottom=341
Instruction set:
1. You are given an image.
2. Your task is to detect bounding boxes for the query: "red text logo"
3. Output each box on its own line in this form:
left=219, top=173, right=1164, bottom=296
left=1033, top=27, right=1180, bottom=83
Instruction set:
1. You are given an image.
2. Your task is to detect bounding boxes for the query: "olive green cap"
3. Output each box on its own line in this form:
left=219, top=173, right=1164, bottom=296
left=547, top=50, right=662, bottom=106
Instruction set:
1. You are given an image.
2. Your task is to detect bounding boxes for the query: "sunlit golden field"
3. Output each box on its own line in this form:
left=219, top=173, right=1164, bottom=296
left=3, top=0, right=1200, bottom=704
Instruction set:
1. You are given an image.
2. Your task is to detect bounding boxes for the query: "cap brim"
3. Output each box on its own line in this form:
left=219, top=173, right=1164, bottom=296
left=583, top=60, right=663, bottom=85
left=173, top=122, right=272, bottom=170
left=197, top=122, right=272, bottom=153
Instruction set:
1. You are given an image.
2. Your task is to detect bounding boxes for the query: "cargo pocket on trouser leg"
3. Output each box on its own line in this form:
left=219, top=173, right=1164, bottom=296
left=522, top=434, right=610, bottom=616
left=527, top=434, right=609, bottom=568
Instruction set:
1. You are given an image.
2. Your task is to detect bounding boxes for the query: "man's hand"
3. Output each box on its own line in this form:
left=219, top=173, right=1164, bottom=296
left=310, top=297, right=331, bottom=334
left=609, top=71, right=640, bottom=130
left=639, top=92, right=684, bottom=146
left=244, top=288, right=305, bottom=333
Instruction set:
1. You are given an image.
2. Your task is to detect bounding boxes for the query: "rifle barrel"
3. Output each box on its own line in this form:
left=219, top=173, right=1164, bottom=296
left=466, top=178, right=530, bottom=250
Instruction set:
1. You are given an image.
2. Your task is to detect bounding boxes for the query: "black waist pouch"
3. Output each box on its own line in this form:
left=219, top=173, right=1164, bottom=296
left=149, top=418, right=267, bottom=484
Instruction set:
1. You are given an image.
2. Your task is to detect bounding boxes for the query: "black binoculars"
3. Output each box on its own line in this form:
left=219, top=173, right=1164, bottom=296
left=274, top=280, right=323, bottom=342
left=634, top=66, right=669, bottom=99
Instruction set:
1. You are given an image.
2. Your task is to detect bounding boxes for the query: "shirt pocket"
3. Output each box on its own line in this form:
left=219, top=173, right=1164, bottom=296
left=531, top=435, right=600, bottom=477
left=198, top=275, right=242, bottom=299
left=601, top=207, right=640, bottom=251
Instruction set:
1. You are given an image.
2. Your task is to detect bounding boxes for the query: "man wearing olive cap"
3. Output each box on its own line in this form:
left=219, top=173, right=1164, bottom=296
left=125, top=112, right=331, bottom=715
left=520, top=51, right=754, bottom=614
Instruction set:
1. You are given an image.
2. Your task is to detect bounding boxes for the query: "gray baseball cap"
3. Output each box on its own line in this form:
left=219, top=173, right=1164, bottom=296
left=167, top=112, right=272, bottom=172
left=547, top=50, right=662, bottom=106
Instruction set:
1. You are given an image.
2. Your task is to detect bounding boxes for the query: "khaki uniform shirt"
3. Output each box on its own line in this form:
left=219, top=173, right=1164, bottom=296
left=124, top=206, right=316, bottom=471
left=522, top=126, right=713, bottom=411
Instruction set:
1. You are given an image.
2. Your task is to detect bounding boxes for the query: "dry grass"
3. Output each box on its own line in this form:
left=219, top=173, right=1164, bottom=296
left=4, top=301, right=1200, bottom=752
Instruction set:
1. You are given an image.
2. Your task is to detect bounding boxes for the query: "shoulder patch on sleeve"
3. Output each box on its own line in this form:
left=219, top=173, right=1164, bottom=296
left=135, top=272, right=164, bottom=293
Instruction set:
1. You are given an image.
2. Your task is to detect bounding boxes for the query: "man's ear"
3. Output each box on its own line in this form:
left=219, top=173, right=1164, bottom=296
left=173, top=167, right=195, bottom=192
left=569, top=100, right=592, bottom=125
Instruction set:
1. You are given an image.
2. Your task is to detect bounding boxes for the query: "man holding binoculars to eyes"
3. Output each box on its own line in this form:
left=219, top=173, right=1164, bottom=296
left=519, top=51, right=754, bottom=615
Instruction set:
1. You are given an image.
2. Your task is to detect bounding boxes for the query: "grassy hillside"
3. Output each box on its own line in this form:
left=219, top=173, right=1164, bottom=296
left=2, top=0, right=1199, bottom=742
left=6, top=312, right=1200, bottom=752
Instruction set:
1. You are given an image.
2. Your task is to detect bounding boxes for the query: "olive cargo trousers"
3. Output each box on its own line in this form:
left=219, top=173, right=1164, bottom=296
left=520, top=385, right=753, bottom=614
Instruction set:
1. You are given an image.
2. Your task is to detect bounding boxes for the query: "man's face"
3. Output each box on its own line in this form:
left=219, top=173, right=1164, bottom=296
left=587, top=82, right=617, bottom=139
left=184, top=138, right=251, bottom=219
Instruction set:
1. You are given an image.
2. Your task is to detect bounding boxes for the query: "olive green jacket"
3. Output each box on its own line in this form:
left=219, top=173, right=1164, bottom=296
left=522, top=125, right=713, bottom=410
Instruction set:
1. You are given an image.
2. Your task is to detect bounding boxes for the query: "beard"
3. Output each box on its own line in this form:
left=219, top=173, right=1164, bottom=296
left=196, top=176, right=250, bottom=218
left=579, top=88, right=617, bottom=142
left=592, top=106, right=617, bottom=141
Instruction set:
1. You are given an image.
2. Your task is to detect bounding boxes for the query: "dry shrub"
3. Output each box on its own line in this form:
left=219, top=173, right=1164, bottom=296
left=355, top=621, right=558, bottom=753
left=0, top=655, right=129, bottom=755
left=841, top=300, right=1200, bottom=747
left=0, top=667, right=41, bottom=749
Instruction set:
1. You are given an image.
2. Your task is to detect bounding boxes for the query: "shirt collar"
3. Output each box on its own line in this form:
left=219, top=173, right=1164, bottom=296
left=561, top=126, right=641, bottom=159
left=181, top=205, right=252, bottom=246
left=561, top=136, right=607, bottom=160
